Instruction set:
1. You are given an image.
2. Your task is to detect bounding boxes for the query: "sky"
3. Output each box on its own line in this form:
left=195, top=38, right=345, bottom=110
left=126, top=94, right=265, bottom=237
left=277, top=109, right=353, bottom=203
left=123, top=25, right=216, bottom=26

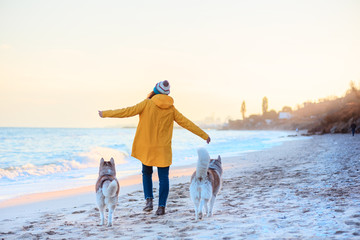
left=0, top=0, right=359, bottom=128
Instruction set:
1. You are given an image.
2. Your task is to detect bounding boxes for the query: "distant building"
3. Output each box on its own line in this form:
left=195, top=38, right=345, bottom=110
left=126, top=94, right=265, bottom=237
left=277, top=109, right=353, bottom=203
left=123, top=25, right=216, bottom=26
left=265, top=119, right=273, bottom=125
left=278, top=112, right=292, bottom=120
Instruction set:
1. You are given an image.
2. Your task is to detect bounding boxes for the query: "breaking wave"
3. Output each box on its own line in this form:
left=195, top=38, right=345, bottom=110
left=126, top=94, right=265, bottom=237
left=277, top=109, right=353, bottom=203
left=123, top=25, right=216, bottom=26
left=0, top=146, right=128, bottom=180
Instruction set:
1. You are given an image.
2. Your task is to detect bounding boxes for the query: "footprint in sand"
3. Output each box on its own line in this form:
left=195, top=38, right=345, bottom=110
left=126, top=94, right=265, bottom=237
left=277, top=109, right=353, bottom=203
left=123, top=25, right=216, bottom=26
left=72, top=210, right=86, bottom=214
left=19, top=232, right=41, bottom=239
left=166, top=203, right=184, bottom=207
left=167, top=209, right=179, bottom=213
left=0, top=231, right=15, bottom=237
left=345, top=220, right=360, bottom=227
left=22, top=225, right=34, bottom=231
left=177, top=225, right=196, bottom=232
left=128, top=213, right=142, bottom=218
left=45, top=230, right=57, bottom=235
left=63, top=221, right=75, bottom=226
left=128, top=198, right=138, bottom=202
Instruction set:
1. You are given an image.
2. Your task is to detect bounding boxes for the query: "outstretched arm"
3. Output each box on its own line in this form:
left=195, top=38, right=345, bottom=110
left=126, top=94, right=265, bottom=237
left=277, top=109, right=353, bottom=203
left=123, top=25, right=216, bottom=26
left=174, top=107, right=210, bottom=144
left=99, top=99, right=148, bottom=118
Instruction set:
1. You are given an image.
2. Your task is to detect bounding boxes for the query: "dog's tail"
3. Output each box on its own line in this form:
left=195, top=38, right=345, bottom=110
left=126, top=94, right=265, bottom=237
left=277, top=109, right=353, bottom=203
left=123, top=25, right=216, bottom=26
left=196, top=148, right=210, bottom=180
left=102, top=180, right=119, bottom=197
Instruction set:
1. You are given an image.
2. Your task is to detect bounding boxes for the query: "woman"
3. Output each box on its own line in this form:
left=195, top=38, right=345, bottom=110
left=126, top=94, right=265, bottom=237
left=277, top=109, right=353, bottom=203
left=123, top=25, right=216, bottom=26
left=98, top=80, right=210, bottom=215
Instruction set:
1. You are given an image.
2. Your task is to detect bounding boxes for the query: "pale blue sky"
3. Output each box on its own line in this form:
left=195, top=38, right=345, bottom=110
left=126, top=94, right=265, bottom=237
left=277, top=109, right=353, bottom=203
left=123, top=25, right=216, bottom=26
left=1, top=0, right=359, bottom=127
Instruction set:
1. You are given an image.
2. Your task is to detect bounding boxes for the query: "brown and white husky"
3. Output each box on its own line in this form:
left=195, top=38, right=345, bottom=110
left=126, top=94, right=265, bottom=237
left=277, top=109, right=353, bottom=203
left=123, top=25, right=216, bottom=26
left=190, top=148, right=222, bottom=220
left=96, top=157, right=120, bottom=227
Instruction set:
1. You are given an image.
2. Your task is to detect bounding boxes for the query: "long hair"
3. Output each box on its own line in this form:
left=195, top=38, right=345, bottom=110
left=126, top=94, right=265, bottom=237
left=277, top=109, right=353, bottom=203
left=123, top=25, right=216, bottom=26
left=147, top=91, right=156, bottom=99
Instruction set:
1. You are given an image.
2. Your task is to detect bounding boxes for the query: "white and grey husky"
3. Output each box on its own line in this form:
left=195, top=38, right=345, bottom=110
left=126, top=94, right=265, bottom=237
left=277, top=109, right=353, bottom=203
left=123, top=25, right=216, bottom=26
left=96, top=157, right=120, bottom=227
left=190, top=148, right=223, bottom=220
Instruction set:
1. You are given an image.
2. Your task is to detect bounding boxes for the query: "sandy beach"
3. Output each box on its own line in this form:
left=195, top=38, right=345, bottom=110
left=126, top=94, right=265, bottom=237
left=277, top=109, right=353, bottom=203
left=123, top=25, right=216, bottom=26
left=1, top=134, right=360, bottom=239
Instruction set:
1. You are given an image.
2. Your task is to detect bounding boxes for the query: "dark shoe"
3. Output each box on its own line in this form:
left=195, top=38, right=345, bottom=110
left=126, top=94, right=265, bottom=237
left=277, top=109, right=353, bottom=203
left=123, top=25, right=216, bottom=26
left=143, top=198, right=153, bottom=212
left=156, top=206, right=165, bottom=215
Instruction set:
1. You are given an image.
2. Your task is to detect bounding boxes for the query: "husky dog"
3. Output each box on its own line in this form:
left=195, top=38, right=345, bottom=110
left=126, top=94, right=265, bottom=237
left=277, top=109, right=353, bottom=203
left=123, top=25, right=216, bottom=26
left=96, top=157, right=120, bottom=227
left=190, top=148, right=222, bottom=220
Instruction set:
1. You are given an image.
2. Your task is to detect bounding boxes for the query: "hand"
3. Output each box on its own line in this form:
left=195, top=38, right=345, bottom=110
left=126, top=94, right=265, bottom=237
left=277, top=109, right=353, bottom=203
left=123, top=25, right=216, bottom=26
left=206, top=137, right=211, bottom=144
left=98, top=110, right=103, bottom=118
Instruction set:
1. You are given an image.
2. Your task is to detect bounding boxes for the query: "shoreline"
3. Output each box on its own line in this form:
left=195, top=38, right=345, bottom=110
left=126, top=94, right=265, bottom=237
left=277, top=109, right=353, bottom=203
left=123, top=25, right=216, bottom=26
left=2, top=134, right=360, bottom=239
left=0, top=164, right=201, bottom=209
left=0, top=133, right=277, bottom=209
left=0, top=147, right=255, bottom=222
left=0, top=159, right=246, bottom=210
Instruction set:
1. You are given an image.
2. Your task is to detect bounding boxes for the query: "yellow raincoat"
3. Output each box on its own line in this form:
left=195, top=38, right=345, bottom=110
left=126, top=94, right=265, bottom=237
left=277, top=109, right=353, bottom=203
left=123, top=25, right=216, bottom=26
left=102, top=94, right=209, bottom=167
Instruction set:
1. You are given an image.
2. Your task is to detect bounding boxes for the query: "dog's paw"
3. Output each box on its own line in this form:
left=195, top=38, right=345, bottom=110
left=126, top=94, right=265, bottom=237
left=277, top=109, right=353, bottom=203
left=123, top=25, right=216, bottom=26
left=198, top=212, right=203, bottom=220
left=107, top=222, right=112, bottom=227
left=98, top=219, right=104, bottom=226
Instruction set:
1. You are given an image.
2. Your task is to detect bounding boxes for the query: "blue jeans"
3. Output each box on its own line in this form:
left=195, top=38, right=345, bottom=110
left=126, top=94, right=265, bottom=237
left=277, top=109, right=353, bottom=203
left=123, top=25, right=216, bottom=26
left=142, top=164, right=169, bottom=207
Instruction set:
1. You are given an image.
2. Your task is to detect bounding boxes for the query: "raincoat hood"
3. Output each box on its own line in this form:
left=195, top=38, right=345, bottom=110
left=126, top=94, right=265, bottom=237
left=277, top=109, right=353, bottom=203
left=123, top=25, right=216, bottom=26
left=151, top=94, right=174, bottom=109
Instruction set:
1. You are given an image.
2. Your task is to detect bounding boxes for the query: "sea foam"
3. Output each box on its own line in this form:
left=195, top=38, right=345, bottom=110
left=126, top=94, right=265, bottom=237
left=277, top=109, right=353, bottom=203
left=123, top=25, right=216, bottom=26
left=0, top=146, right=128, bottom=180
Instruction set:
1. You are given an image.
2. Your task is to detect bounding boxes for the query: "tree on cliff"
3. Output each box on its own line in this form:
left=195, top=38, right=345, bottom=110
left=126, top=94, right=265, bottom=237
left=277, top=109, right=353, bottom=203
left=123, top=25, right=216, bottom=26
left=262, top=97, right=268, bottom=115
left=241, top=101, right=246, bottom=120
left=282, top=106, right=292, bottom=112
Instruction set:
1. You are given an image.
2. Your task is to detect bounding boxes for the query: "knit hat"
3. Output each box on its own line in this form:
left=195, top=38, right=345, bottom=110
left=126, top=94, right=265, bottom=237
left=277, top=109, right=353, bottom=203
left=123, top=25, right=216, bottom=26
left=153, top=80, right=170, bottom=95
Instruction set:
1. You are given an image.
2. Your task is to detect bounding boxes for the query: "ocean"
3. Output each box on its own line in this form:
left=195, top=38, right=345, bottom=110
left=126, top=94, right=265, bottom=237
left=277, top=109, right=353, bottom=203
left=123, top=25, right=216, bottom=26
left=0, top=128, right=301, bottom=202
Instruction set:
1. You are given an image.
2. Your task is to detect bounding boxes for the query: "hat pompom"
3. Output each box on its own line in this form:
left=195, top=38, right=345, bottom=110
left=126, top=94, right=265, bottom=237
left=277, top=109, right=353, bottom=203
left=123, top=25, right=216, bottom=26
left=154, top=80, right=170, bottom=95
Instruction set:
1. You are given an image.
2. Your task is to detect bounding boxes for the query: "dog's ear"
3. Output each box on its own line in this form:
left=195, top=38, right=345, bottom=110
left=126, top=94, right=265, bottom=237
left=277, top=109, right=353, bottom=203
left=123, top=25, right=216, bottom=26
left=110, top=157, right=116, bottom=176
left=100, top=158, right=105, bottom=165
left=217, top=155, right=221, bottom=163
